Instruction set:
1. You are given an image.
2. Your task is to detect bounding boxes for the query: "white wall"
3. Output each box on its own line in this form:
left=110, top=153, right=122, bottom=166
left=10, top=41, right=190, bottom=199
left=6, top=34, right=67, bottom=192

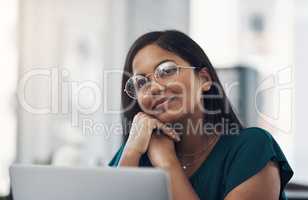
left=0, top=0, right=18, bottom=195
left=294, top=0, right=308, bottom=184
left=17, top=0, right=190, bottom=167
left=17, top=0, right=122, bottom=165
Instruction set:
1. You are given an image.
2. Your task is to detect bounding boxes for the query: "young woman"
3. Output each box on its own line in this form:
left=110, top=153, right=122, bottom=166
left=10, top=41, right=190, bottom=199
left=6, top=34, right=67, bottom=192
left=108, top=30, right=293, bottom=200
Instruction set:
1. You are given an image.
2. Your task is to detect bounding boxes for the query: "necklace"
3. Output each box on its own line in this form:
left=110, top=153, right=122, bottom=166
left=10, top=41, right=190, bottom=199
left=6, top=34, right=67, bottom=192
left=178, top=134, right=219, bottom=170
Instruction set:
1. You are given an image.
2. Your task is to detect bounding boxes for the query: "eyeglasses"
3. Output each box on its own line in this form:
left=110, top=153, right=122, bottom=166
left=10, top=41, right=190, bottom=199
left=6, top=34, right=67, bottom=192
left=124, top=61, right=196, bottom=99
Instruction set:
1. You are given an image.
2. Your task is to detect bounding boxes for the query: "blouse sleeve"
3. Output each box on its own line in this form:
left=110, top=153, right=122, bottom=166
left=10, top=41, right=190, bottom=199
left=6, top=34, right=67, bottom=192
left=223, top=127, right=294, bottom=199
left=108, top=144, right=152, bottom=167
left=108, top=144, right=125, bottom=167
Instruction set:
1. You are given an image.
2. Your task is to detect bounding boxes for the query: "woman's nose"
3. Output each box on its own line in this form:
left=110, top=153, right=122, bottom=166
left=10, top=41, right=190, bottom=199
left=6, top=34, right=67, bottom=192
left=149, top=80, right=165, bottom=96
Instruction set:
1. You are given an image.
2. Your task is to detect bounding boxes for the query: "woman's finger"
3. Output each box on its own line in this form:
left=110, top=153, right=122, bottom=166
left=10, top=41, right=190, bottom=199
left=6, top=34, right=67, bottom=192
left=155, top=121, right=181, bottom=142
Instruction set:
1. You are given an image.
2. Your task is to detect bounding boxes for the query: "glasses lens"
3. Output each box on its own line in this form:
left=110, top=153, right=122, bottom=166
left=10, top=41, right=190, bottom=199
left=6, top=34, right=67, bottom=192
left=125, top=75, right=149, bottom=98
left=155, top=61, right=178, bottom=79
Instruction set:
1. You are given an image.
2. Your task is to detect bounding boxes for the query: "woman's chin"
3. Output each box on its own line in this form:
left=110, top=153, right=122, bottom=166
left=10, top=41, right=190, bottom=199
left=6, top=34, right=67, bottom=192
left=155, top=109, right=185, bottom=123
left=145, top=99, right=186, bottom=123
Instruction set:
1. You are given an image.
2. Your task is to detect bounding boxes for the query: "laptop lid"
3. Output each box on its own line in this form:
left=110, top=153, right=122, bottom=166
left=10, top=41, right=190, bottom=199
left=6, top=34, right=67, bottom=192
left=10, top=164, right=171, bottom=200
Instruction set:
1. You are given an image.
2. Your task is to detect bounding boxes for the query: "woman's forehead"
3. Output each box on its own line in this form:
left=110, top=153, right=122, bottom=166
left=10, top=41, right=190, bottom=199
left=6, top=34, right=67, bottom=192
left=132, top=44, right=182, bottom=74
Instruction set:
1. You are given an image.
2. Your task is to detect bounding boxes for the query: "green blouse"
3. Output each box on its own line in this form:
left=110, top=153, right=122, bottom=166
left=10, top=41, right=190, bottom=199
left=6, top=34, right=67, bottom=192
left=108, top=127, right=294, bottom=200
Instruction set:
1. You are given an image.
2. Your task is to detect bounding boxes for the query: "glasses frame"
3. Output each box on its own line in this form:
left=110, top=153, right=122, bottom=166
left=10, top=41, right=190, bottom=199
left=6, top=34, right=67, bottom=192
left=124, top=64, right=197, bottom=99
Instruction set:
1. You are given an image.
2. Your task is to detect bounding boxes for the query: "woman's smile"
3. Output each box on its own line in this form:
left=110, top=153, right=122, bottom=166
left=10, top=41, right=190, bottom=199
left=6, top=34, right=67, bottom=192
left=152, top=96, right=177, bottom=111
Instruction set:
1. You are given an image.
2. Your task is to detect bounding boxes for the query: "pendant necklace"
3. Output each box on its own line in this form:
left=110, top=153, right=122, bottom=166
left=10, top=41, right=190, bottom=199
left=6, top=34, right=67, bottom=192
left=178, top=134, right=219, bottom=171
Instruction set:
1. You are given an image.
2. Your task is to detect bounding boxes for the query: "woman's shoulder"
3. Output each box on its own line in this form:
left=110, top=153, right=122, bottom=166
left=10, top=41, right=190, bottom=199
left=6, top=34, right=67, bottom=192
left=220, top=126, right=286, bottom=162
left=222, top=126, right=274, bottom=147
left=234, top=126, right=272, bottom=138
left=220, top=126, right=293, bottom=199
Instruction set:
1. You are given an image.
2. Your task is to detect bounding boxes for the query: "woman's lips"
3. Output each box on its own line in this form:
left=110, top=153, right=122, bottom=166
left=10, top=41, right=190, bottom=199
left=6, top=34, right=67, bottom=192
left=153, top=96, right=176, bottom=110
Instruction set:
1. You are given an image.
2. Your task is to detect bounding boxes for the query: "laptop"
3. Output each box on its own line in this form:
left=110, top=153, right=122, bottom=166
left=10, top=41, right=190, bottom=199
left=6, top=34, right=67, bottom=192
left=10, top=164, right=172, bottom=200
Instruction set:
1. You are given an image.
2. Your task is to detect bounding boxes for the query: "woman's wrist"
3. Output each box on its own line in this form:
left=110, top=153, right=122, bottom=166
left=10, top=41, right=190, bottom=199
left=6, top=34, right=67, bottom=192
left=123, top=147, right=143, bottom=159
left=157, top=156, right=181, bottom=171
left=118, top=147, right=143, bottom=167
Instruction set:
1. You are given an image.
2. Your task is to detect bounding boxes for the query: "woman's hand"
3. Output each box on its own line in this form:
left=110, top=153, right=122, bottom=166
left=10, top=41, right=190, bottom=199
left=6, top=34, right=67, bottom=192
left=124, top=112, right=180, bottom=156
left=147, top=133, right=180, bottom=169
left=147, top=134, right=200, bottom=200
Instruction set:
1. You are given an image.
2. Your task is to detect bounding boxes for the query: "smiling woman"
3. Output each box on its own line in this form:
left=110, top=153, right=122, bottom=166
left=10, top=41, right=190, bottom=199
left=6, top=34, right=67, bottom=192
left=108, top=30, right=293, bottom=200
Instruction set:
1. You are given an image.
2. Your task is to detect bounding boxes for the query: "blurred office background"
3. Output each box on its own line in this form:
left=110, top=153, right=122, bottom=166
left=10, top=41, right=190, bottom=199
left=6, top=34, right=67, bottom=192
left=0, top=0, right=308, bottom=199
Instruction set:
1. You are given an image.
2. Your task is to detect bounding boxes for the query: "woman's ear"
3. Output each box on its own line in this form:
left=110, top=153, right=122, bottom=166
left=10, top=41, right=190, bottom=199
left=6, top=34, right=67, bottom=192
left=198, top=68, right=212, bottom=91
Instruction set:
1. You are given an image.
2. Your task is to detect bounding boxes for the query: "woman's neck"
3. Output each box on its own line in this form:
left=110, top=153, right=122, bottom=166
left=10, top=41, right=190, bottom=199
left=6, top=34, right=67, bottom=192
left=174, top=110, right=212, bottom=155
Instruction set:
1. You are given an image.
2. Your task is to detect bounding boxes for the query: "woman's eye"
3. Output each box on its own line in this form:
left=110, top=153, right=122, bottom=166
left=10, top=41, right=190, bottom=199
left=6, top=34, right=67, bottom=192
left=135, top=76, right=149, bottom=89
left=156, top=63, right=178, bottom=78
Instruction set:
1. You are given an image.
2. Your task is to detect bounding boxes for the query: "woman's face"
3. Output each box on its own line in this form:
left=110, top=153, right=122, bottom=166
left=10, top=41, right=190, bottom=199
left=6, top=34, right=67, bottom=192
left=132, top=44, right=211, bottom=123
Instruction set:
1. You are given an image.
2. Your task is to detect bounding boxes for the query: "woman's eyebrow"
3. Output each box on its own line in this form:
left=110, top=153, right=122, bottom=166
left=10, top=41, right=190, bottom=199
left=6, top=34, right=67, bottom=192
left=134, top=59, right=176, bottom=76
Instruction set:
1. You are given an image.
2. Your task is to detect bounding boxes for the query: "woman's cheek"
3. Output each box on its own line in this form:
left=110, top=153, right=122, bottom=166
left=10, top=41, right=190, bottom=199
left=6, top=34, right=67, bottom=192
left=138, top=95, right=153, bottom=113
left=182, top=93, right=196, bottom=114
